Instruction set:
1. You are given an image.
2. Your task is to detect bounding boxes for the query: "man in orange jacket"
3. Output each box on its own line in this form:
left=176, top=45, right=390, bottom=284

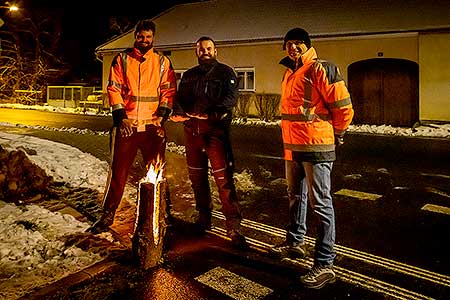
left=89, top=19, right=176, bottom=233
left=269, top=28, right=354, bottom=289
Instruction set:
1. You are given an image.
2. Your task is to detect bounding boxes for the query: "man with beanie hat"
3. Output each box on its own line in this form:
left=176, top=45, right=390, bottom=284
left=269, top=27, right=354, bottom=289
left=282, top=27, right=311, bottom=50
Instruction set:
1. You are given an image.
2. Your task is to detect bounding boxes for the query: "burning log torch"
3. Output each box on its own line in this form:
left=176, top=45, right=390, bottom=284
left=132, top=158, right=168, bottom=270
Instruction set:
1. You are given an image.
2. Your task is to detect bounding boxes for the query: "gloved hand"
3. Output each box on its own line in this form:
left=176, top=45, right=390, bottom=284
left=148, top=116, right=165, bottom=137
left=112, top=108, right=133, bottom=138
left=148, top=116, right=163, bottom=127
left=334, top=133, right=345, bottom=146
left=119, top=119, right=134, bottom=138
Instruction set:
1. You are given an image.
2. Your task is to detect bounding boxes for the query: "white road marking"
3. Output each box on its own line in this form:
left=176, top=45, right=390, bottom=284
left=334, top=188, right=382, bottom=201
left=421, top=204, right=450, bottom=216
left=211, top=210, right=450, bottom=287
left=424, top=187, right=450, bottom=199
left=421, top=172, right=450, bottom=179
left=195, top=266, right=273, bottom=300
left=210, top=227, right=434, bottom=300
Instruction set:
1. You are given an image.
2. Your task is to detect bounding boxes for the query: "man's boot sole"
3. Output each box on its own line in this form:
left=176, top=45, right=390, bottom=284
left=302, top=276, right=336, bottom=289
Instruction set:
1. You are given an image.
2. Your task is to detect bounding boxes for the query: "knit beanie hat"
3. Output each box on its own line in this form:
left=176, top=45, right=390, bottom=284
left=283, top=28, right=311, bottom=50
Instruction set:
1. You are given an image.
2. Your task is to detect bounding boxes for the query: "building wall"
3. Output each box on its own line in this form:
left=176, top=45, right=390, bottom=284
left=419, top=33, right=450, bottom=122
left=170, top=33, right=419, bottom=94
left=169, top=43, right=285, bottom=95
left=99, top=32, right=450, bottom=122
left=100, top=54, right=114, bottom=94
left=314, top=34, right=418, bottom=79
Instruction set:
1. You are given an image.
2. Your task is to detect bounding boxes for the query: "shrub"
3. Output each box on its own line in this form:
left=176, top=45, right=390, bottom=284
left=254, top=93, right=280, bottom=122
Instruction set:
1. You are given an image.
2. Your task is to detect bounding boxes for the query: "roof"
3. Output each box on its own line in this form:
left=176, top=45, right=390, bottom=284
left=96, top=0, right=450, bottom=53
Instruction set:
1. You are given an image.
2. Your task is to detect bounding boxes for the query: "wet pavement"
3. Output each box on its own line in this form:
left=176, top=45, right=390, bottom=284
left=1, top=108, right=450, bottom=300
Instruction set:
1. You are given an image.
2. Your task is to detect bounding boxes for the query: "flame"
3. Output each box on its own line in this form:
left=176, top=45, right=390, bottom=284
left=141, top=156, right=165, bottom=184
left=137, top=155, right=165, bottom=246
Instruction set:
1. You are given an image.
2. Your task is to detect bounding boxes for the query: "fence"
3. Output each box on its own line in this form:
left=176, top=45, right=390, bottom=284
left=45, top=88, right=279, bottom=118
left=46, top=86, right=105, bottom=109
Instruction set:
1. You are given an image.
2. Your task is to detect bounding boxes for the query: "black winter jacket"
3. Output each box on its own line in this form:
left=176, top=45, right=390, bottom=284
left=174, top=59, right=238, bottom=120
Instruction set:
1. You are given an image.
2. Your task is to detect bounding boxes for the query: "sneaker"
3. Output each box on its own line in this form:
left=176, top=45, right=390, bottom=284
left=269, top=241, right=306, bottom=258
left=228, top=230, right=248, bottom=250
left=87, top=211, right=115, bottom=234
left=300, top=265, right=336, bottom=289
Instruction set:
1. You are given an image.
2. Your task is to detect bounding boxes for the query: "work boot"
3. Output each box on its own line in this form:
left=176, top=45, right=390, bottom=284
left=269, top=241, right=306, bottom=258
left=87, top=211, right=115, bottom=234
left=227, top=229, right=248, bottom=250
left=300, top=264, right=336, bottom=289
left=192, top=213, right=212, bottom=235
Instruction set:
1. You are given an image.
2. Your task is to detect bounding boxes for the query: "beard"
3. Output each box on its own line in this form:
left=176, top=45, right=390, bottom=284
left=135, top=41, right=153, bottom=54
left=197, top=54, right=216, bottom=65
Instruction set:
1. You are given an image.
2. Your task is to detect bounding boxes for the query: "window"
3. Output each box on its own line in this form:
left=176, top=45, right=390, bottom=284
left=174, top=70, right=187, bottom=88
left=235, top=68, right=255, bottom=92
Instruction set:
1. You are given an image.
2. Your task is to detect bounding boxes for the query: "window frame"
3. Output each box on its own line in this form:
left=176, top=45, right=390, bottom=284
left=235, top=67, right=255, bottom=92
left=174, top=69, right=187, bottom=88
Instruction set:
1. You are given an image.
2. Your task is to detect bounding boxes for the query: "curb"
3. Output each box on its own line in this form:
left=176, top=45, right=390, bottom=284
left=19, top=254, right=128, bottom=300
left=344, top=132, right=450, bottom=160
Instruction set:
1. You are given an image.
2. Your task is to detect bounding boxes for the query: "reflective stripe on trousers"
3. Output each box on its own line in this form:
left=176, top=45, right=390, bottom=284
left=184, top=126, right=242, bottom=231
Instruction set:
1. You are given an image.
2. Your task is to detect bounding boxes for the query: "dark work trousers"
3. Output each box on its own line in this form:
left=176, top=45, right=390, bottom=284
left=102, top=126, right=166, bottom=215
left=184, top=125, right=242, bottom=231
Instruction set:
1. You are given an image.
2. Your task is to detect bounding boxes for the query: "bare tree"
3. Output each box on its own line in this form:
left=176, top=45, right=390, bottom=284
left=108, top=16, right=134, bottom=37
left=0, top=15, right=68, bottom=103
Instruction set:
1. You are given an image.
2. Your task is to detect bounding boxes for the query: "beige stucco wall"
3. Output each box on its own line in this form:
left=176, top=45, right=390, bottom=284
left=314, top=34, right=418, bottom=79
left=419, top=33, right=450, bottom=122
left=169, top=43, right=286, bottom=95
left=100, top=54, right=114, bottom=93
left=98, top=32, right=450, bottom=122
left=168, top=44, right=286, bottom=116
left=169, top=33, right=419, bottom=94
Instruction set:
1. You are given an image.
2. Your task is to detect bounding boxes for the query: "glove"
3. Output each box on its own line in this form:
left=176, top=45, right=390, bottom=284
left=334, top=133, right=345, bottom=146
left=148, top=117, right=166, bottom=137
left=112, top=108, right=133, bottom=137
left=156, top=107, right=171, bottom=124
left=148, top=116, right=163, bottom=127
left=112, top=108, right=127, bottom=127
left=119, top=119, right=134, bottom=138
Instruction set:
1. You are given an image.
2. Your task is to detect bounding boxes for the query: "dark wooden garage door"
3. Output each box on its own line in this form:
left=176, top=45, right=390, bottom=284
left=348, top=58, right=419, bottom=127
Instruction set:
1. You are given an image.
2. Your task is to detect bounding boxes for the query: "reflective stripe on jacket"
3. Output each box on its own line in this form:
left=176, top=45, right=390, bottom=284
left=280, top=47, right=354, bottom=160
left=107, top=48, right=176, bottom=121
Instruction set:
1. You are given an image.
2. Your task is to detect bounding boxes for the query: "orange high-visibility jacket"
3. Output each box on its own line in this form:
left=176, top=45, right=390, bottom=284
left=280, top=47, right=354, bottom=160
left=107, top=48, right=176, bottom=120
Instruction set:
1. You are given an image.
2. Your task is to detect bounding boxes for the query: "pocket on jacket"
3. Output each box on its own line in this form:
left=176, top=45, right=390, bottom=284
left=205, top=80, right=222, bottom=101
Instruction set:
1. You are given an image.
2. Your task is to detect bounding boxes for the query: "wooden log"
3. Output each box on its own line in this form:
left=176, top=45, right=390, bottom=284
left=132, top=179, right=167, bottom=270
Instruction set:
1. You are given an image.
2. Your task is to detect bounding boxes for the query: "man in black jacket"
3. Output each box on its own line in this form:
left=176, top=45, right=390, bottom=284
left=171, top=36, right=247, bottom=248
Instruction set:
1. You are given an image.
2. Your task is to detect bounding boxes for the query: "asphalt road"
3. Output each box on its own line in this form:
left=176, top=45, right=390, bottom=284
left=2, top=108, right=450, bottom=300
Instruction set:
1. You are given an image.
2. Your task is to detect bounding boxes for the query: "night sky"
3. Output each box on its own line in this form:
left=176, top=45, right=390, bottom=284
left=13, top=0, right=200, bottom=83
